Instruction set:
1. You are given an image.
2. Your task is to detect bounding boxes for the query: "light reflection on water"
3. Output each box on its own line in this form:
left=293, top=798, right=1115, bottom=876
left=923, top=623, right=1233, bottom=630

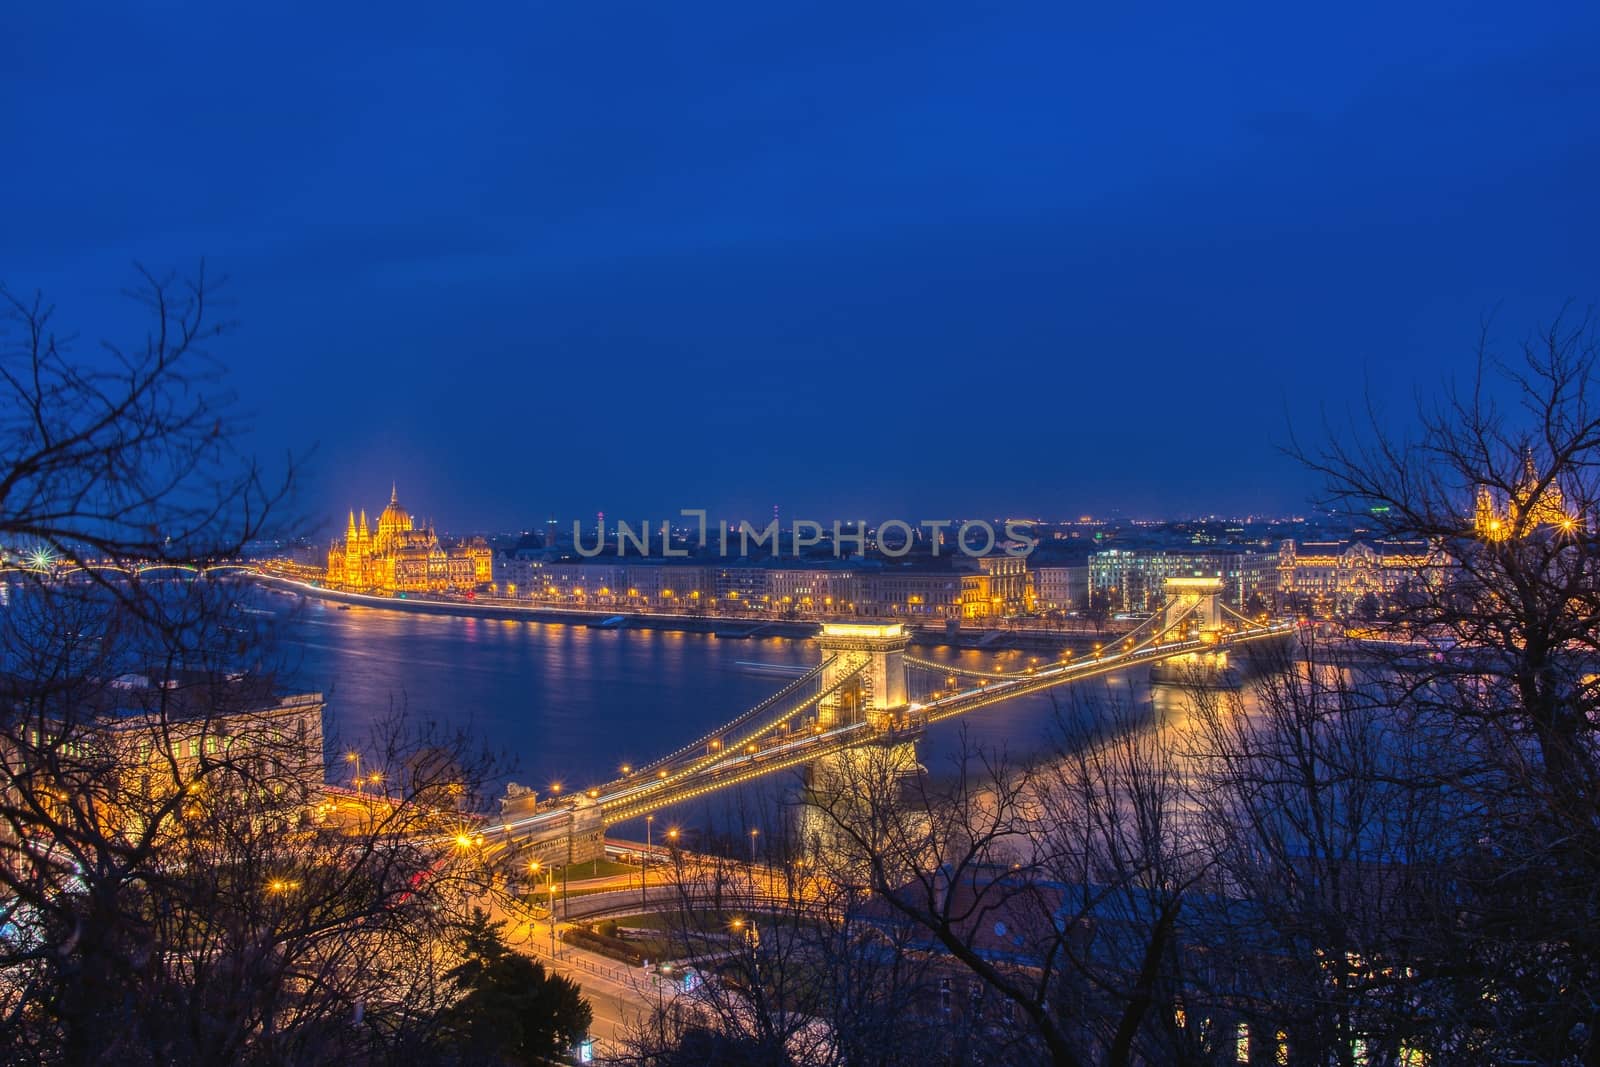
left=274, top=596, right=1189, bottom=833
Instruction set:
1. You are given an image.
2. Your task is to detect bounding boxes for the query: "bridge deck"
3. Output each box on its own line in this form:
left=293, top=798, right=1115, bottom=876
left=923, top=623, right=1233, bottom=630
left=482, top=620, right=1295, bottom=840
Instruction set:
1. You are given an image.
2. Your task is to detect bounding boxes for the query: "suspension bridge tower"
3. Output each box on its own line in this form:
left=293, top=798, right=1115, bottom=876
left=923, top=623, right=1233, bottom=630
left=815, top=622, right=912, bottom=730
left=1162, top=577, right=1226, bottom=639
left=800, top=623, right=925, bottom=874
left=1152, top=576, right=1238, bottom=687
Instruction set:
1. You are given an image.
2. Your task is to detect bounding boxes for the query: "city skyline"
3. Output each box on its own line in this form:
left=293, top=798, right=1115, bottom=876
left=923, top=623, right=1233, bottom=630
left=9, top=5, right=1600, bottom=1063
left=8, top=3, right=1600, bottom=528
left=305, top=478, right=1340, bottom=545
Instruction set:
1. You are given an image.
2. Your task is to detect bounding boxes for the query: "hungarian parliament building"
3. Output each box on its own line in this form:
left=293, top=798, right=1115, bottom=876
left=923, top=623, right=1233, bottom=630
left=325, top=485, right=491, bottom=594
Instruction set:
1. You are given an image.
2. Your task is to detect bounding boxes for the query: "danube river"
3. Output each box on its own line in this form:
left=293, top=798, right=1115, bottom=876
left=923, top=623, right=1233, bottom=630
left=270, top=593, right=1178, bottom=834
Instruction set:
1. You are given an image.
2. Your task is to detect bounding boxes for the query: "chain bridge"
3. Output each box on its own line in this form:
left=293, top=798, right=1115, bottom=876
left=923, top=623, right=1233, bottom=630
left=479, top=577, right=1293, bottom=868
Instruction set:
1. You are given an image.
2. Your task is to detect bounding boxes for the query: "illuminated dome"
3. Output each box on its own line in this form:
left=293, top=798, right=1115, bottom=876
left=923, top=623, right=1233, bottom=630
left=377, top=483, right=413, bottom=535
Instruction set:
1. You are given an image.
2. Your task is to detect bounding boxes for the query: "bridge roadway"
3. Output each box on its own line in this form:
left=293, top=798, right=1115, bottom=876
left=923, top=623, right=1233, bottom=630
left=480, top=619, right=1296, bottom=842
left=1, top=560, right=259, bottom=578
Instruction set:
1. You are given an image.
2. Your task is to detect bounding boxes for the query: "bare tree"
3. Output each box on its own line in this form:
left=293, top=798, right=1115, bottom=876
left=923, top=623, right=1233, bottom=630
left=1291, top=315, right=1600, bottom=1062
left=1183, top=639, right=1465, bottom=1066
left=613, top=805, right=947, bottom=1067
left=0, top=269, right=532, bottom=1065
left=800, top=701, right=1209, bottom=1067
left=1, top=265, right=294, bottom=569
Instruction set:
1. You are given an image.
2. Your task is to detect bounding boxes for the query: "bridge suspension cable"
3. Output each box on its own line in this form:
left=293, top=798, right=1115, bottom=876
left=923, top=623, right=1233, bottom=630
left=602, top=721, right=876, bottom=822
left=904, top=656, right=1040, bottom=681
left=628, top=657, right=836, bottom=777
left=903, top=602, right=1198, bottom=683
left=625, top=613, right=1253, bottom=816
left=493, top=606, right=1295, bottom=835
left=598, top=659, right=870, bottom=809
left=1112, top=603, right=1189, bottom=648
left=1217, top=601, right=1268, bottom=628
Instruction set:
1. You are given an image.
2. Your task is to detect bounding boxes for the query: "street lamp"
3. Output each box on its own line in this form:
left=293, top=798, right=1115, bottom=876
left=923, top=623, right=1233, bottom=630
left=346, top=751, right=362, bottom=794
left=644, top=815, right=653, bottom=909
left=732, top=917, right=758, bottom=955
left=749, top=827, right=759, bottom=865
left=548, top=879, right=557, bottom=958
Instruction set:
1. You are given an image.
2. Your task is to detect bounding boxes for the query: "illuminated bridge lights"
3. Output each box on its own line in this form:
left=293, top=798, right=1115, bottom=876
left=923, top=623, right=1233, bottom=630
left=602, top=660, right=869, bottom=804
left=491, top=591, right=1290, bottom=839
left=0, top=560, right=257, bottom=578
left=629, top=658, right=835, bottom=776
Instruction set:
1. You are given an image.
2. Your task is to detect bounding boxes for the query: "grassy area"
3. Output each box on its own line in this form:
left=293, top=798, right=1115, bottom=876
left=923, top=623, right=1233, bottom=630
left=583, top=858, right=637, bottom=879
left=563, top=925, right=647, bottom=966
left=596, top=912, right=678, bottom=933
left=550, top=857, right=635, bottom=881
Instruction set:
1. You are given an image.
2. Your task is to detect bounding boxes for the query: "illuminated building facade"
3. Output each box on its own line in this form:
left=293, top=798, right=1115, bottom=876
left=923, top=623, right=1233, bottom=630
left=959, top=554, right=1032, bottom=619
left=1275, top=540, right=1433, bottom=615
left=491, top=558, right=974, bottom=618
left=326, top=485, right=491, bottom=593
left=1473, top=450, right=1576, bottom=540
left=769, top=565, right=857, bottom=615
left=117, top=688, right=326, bottom=837
left=3, top=673, right=326, bottom=843
left=857, top=570, right=962, bottom=618
left=492, top=546, right=547, bottom=597
left=1089, top=549, right=1275, bottom=613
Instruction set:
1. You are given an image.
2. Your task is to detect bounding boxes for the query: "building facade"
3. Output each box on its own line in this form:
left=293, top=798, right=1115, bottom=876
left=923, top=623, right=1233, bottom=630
left=1032, top=565, right=1089, bottom=612
left=1089, top=549, right=1275, bottom=613
left=1473, top=449, right=1576, bottom=540
left=492, top=546, right=547, bottom=597
left=959, top=555, right=1033, bottom=619
left=325, top=485, right=491, bottom=594
left=483, top=554, right=1041, bottom=621
left=1275, top=540, right=1433, bottom=615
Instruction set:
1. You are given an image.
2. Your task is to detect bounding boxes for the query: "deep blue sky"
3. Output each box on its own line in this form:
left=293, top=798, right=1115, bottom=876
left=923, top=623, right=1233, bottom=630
left=5, top=3, right=1598, bottom=532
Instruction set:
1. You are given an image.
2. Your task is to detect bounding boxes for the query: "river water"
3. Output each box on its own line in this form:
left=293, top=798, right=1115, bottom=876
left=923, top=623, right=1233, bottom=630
left=271, top=593, right=1179, bottom=839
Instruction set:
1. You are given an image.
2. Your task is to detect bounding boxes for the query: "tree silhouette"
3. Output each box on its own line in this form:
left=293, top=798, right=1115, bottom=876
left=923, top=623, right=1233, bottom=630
left=441, top=909, right=592, bottom=1065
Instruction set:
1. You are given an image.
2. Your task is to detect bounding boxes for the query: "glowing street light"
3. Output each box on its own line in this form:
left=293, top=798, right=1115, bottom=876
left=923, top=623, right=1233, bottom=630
left=548, top=880, right=558, bottom=958
left=644, top=815, right=654, bottom=908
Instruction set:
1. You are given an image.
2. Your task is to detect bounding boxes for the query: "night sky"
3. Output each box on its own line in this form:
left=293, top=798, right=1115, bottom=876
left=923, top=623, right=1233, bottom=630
left=6, top=3, right=1599, bottom=531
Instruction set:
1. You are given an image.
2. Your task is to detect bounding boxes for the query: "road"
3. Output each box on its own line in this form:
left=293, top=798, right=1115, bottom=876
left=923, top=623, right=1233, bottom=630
left=474, top=890, right=675, bottom=1058
left=471, top=858, right=815, bottom=1055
